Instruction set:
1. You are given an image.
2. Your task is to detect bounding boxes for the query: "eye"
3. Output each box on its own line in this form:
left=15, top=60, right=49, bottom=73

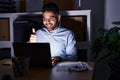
left=43, top=16, right=56, bottom=21
left=49, top=16, right=56, bottom=20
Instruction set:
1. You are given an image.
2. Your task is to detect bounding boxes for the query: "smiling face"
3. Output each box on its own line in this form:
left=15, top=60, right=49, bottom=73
left=43, top=11, right=61, bottom=32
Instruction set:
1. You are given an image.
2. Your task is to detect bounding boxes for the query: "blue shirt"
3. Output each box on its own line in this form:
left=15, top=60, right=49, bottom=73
left=36, top=26, right=77, bottom=61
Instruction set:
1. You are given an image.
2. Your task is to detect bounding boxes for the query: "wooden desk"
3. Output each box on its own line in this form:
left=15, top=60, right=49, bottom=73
left=14, top=62, right=94, bottom=80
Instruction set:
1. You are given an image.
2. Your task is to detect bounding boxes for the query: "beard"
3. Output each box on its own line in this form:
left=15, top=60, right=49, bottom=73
left=44, top=22, right=59, bottom=31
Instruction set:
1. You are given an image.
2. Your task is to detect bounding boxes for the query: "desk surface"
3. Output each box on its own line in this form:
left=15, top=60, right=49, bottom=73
left=14, top=62, right=94, bottom=80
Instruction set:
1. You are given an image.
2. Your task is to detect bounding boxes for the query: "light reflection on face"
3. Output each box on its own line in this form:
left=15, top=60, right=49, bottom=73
left=43, top=11, right=61, bottom=32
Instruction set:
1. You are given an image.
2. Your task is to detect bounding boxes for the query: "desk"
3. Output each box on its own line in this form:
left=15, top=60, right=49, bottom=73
left=14, top=62, right=94, bottom=80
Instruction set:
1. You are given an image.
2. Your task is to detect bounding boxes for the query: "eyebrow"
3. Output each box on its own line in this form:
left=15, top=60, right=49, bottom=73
left=50, top=16, right=56, bottom=17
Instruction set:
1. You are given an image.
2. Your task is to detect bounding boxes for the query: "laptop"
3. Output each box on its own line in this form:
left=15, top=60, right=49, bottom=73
left=12, top=43, right=52, bottom=68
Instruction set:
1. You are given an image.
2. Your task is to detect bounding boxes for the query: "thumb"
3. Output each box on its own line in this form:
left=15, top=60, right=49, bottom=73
left=32, top=28, right=35, bottom=34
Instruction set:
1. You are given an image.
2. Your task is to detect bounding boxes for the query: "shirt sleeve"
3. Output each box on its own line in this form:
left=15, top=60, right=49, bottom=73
left=64, top=31, right=77, bottom=61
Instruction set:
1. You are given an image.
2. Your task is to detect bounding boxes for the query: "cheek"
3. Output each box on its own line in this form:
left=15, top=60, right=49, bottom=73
left=43, top=21, right=46, bottom=25
left=51, top=19, right=58, bottom=24
left=51, top=21, right=56, bottom=24
left=43, top=21, right=45, bottom=24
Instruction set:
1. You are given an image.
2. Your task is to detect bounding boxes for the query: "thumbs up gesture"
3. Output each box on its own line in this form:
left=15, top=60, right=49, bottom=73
left=29, top=28, right=37, bottom=43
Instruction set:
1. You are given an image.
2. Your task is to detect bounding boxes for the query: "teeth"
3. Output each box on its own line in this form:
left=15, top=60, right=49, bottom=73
left=47, top=24, right=52, bottom=27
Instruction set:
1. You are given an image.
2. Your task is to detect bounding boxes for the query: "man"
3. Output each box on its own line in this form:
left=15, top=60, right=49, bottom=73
left=29, top=2, right=77, bottom=65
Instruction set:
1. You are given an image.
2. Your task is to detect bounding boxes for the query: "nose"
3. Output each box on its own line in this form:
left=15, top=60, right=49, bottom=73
left=44, top=18, right=51, bottom=22
left=47, top=19, right=51, bottom=22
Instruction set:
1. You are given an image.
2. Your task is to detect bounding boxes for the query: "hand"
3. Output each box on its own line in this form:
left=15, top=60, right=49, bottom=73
left=51, top=57, right=61, bottom=64
left=29, top=28, right=37, bottom=43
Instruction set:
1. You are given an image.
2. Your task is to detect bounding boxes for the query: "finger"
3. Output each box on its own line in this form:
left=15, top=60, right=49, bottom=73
left=30, top=34, right=37, bottom=37
left=29, top=37, right=36, bottom=43
left=29, top=34, right=37, bottom=43
left=32, top=28, right=35, bottom=34
left=52, top=59, right=55, bottom=64
left=51, top=58, right=54, bottom=62
left=30, top=37, right=37, bottom=39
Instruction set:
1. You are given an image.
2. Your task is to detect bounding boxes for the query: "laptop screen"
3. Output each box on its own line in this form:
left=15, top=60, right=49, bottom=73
left=12, top=43, right=52, bottom=68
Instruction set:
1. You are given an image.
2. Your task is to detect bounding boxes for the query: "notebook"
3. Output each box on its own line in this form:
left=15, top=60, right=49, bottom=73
left=12, top=43, right=52, bottom=68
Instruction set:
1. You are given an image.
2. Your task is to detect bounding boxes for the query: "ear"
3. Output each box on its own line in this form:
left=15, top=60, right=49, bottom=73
left=57, top=15, right=61, bottom=22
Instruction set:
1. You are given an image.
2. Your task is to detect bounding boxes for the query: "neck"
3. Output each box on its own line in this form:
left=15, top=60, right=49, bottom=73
left=49, top=31, right=54, bottom=33
left=49, top=26, right=58, bottom=33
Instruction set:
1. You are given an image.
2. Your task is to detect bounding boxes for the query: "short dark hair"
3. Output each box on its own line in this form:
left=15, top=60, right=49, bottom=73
left=42, top=2, right=59, bottom=15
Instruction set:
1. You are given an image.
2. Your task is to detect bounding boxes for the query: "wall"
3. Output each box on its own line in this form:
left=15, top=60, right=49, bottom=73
left=80, top=0, right=105, bottom=60
left=81, top=0, right=105, bottom=41
left=14, top=0, right=43, bottom=12
left=105, top=0, right=120, bottom=29
left=26, top=0, right=43, bottom=12
left=14, top=0, right=20, bottom=12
